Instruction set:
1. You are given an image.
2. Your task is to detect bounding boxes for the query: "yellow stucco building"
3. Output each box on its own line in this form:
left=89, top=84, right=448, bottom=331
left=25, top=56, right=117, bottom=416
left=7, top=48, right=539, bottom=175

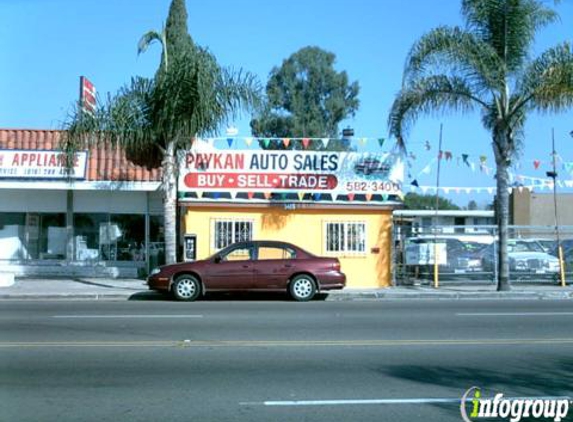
left=181, top=202, right=395, bottom=288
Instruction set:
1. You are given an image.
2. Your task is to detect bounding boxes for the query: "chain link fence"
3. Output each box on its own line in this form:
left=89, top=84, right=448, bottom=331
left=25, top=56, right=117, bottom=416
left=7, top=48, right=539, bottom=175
left=392, top=224, right=573, bottom=286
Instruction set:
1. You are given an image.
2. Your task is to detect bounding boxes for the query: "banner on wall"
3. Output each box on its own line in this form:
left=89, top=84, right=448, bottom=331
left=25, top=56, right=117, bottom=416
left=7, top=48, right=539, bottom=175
left=179, top=150, right=404, bottom=196
left=0, top=150, right=88, bottom=179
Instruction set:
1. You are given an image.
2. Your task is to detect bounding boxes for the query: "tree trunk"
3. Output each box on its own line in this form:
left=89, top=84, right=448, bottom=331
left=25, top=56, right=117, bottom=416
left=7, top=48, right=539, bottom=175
left=494, top=145, right=511, bottom=291
left=162, top=141, right=178, bottom=265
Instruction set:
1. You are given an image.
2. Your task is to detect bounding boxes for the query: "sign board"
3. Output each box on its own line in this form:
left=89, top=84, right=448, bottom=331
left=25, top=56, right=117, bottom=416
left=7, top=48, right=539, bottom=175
left=80, top=76, right=97, bottom=115
left=0, top=150, right=88, bottom=179
left=179, top=150, right=403, bottom=196
left=405, top=241, right=448, bottom=266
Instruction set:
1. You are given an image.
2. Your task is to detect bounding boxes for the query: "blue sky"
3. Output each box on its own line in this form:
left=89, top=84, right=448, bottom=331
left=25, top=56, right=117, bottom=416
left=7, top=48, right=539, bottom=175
left=1, top=0, right=572, bottom=207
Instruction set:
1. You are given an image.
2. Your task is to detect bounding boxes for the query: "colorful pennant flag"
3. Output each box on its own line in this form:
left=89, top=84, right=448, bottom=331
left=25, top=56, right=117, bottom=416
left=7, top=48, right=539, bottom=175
left=533, top=160, right=541, bottom=170
left=282, top=138, right=291, bottom=148
left=244, top=137, right=253, bottom=147
left=302, top=138, right=311, bottom=149
left=378, top=138, right=385, bottom=148
left=227, top=138, right=234, bottom=148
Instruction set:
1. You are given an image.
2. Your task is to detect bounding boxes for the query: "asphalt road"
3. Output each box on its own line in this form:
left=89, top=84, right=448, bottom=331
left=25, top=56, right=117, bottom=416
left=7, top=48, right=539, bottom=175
left=2, top=298, right=573, bottom=422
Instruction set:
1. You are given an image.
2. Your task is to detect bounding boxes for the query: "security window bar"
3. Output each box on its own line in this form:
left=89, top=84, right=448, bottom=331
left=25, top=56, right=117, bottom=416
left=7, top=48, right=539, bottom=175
left=325, top=222, right=366, bottom=254
left=213, top=220, right=253, bottom=250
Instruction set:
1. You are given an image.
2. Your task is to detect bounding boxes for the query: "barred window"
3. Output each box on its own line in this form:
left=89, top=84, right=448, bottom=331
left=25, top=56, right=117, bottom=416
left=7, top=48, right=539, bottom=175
left=325, top=221, right=366, bottom=254
left=213, top=219, right=253, bottom=250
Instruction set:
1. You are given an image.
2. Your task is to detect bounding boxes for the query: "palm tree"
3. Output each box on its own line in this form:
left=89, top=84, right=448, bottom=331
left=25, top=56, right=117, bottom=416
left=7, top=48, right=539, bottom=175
left=63, top=2, right=260, bottom=266
left=389, top=0, right=573, bottom=291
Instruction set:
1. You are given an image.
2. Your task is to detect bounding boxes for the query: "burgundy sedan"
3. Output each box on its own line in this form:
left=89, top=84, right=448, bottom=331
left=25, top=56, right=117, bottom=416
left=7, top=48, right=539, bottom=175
left=147, top=240, right=346, bottom=301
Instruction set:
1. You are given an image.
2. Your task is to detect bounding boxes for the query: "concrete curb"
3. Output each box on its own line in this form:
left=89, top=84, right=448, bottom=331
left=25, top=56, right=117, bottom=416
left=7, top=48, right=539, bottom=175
left=1, top=290, right=573, bottom=301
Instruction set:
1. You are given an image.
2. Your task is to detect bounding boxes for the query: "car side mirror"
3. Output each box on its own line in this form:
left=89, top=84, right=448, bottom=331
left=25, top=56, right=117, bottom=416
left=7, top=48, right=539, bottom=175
left=214, top=255, right=222, bottom=263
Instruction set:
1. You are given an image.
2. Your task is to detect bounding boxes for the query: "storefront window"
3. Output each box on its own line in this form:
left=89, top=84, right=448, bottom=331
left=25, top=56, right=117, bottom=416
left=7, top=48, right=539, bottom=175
left=34, top=213, right=66, bottom=260
left=0, top=213, right=26, bottom=260
left=74, top=213, right=145, bottom=262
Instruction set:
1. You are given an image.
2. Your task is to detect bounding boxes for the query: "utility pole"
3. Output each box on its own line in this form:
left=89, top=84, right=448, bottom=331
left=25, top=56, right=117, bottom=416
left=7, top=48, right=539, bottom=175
left=433, top=124, right=443, bottom=289
left=547, top=128, right=566, bottom=286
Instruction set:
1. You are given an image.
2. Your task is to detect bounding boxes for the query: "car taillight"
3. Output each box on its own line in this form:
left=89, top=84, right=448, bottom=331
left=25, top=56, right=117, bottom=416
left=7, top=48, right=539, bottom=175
left=332, top=260, right=341, bottom=271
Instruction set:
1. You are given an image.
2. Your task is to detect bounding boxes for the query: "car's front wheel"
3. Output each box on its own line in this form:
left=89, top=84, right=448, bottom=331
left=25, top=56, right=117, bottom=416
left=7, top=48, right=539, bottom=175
left=172, top=274, right=201, bottom=301
left=289, top=275, right=317, bottom=302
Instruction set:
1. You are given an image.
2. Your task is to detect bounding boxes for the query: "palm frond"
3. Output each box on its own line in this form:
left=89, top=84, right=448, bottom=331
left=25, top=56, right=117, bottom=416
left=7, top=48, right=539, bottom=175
left=388, top=75, right=483, bottom=146
left=461, top=0, right=558, bottom=72
left=137, top=30, right=164, bottom=56
left=517, top=42, right=573, bottom=113
left=404, top=25, right=504, bottom=93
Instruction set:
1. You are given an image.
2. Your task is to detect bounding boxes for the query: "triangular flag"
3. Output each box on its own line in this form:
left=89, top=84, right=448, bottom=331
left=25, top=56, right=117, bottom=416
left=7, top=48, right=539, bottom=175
left=263, top=192, right=272, bottom=200
left=445, top=151, right=452, bottom=161
left=487, top=188, right=494, bottom=194
left=533, top=160, right=541, bottom=170
left=247, top=192, right=255, bottom=200
left=381, top=194, right=389, bottom=201
left=462, top=154, right=469, bottom=166
left=262, top=138, right=271, bottom=148
left=212, top=192, right=221, bottom=199
left=360, top=138, right=368, bottom=146
left=312, top=193, right=322, bottom=201
left=244, top=137, right=253, bottom=147
left=378, top=138, right=385, bottom=148
left=282, top=138, right=291, bottom=148
left=424, top=141, right=431, bottom=151
left=421, top=165, right=432, bottom=175
left=479, top=156, right=487, bottom=164
left=302, top=138, right=311, bottom=149
left=411, top=179, right=419, bottom=187
left=297, top=192, right=305, bottom=201
left=280, top=193, right=288, bottom=200
left=347, top=193, right=355, bottom=201
left=229, top=191, right=237, bottom=199
left=227, top=138, right=234, bottom=148
left=365, top=193, right=373, bottom=201
left=322, top=138, right=330, bottom=148
left=196, top=191, right=203, bottom=199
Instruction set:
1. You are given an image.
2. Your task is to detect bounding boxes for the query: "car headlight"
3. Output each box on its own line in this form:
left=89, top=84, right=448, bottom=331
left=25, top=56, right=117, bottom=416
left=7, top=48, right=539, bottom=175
left=150, top=268, right=161, bottom=276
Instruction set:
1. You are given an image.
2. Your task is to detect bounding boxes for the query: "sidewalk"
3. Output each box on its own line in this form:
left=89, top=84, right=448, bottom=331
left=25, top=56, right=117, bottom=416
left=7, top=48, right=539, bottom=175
left=1, top=277, right=573, bottom=300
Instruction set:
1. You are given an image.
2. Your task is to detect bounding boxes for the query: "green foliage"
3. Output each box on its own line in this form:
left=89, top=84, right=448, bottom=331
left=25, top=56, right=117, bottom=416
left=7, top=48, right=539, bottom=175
left=388, top=0, right=573, bottom=290
left=63, top=0, right=261, bottom=169
left=251, top=46, right=359, bottom=150
left=403, top=193, right=460, bottom=210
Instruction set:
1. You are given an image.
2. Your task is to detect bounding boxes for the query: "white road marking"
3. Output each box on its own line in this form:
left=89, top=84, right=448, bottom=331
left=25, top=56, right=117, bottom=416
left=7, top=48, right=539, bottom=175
left=240, top=396, right=572, bottom=407
left=53, top=315, right=203, bottom=319
left=458, top=312, right=573, bottom=317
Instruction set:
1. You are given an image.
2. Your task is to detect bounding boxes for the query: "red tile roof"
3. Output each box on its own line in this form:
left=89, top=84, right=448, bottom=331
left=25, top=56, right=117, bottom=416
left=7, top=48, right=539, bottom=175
left=0, top=129, right=162, bottom=182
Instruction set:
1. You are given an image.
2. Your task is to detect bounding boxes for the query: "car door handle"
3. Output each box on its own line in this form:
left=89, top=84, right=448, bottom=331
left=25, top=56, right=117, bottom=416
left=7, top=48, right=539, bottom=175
left=242, top=264, right=251, bottom=269
left=284, top=263, right=294, bottom=268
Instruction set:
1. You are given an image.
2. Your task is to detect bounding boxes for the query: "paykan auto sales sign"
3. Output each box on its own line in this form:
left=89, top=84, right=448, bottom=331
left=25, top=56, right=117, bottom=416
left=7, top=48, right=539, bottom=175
left=179, top=150, right=403, bottom=195
left=0, top=150, right=88, bottom=179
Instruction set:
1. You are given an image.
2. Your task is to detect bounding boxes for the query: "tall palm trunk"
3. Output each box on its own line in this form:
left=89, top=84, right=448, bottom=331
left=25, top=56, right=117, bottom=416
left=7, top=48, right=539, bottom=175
left=493, top=136, right=511, bottom=291
left=162, top=140, right=178, bottom=264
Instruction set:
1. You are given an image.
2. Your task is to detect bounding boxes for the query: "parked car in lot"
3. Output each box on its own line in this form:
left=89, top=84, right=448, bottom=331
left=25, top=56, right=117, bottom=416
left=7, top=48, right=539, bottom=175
left=147, top=240, right=346, bottom=301
left=480, top=239, right=560, bottom=279
left=404, top=237, right=484, bottom=278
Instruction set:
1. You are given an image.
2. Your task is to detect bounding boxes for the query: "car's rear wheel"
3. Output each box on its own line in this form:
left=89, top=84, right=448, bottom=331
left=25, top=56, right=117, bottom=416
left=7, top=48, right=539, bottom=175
left=172, top=275, right=201, bottom=301
left=289, top=275, right=316, bottom=302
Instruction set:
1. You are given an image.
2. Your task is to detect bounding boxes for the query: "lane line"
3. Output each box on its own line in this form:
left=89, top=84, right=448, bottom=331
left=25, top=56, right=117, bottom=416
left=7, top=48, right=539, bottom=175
left=2, top=338, right=573, bottom=348
left=457, top=312, right=573, bottom=317
left=52, top=315, right=204, bottom=319
left=240, top=396, right=572, bottom=407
